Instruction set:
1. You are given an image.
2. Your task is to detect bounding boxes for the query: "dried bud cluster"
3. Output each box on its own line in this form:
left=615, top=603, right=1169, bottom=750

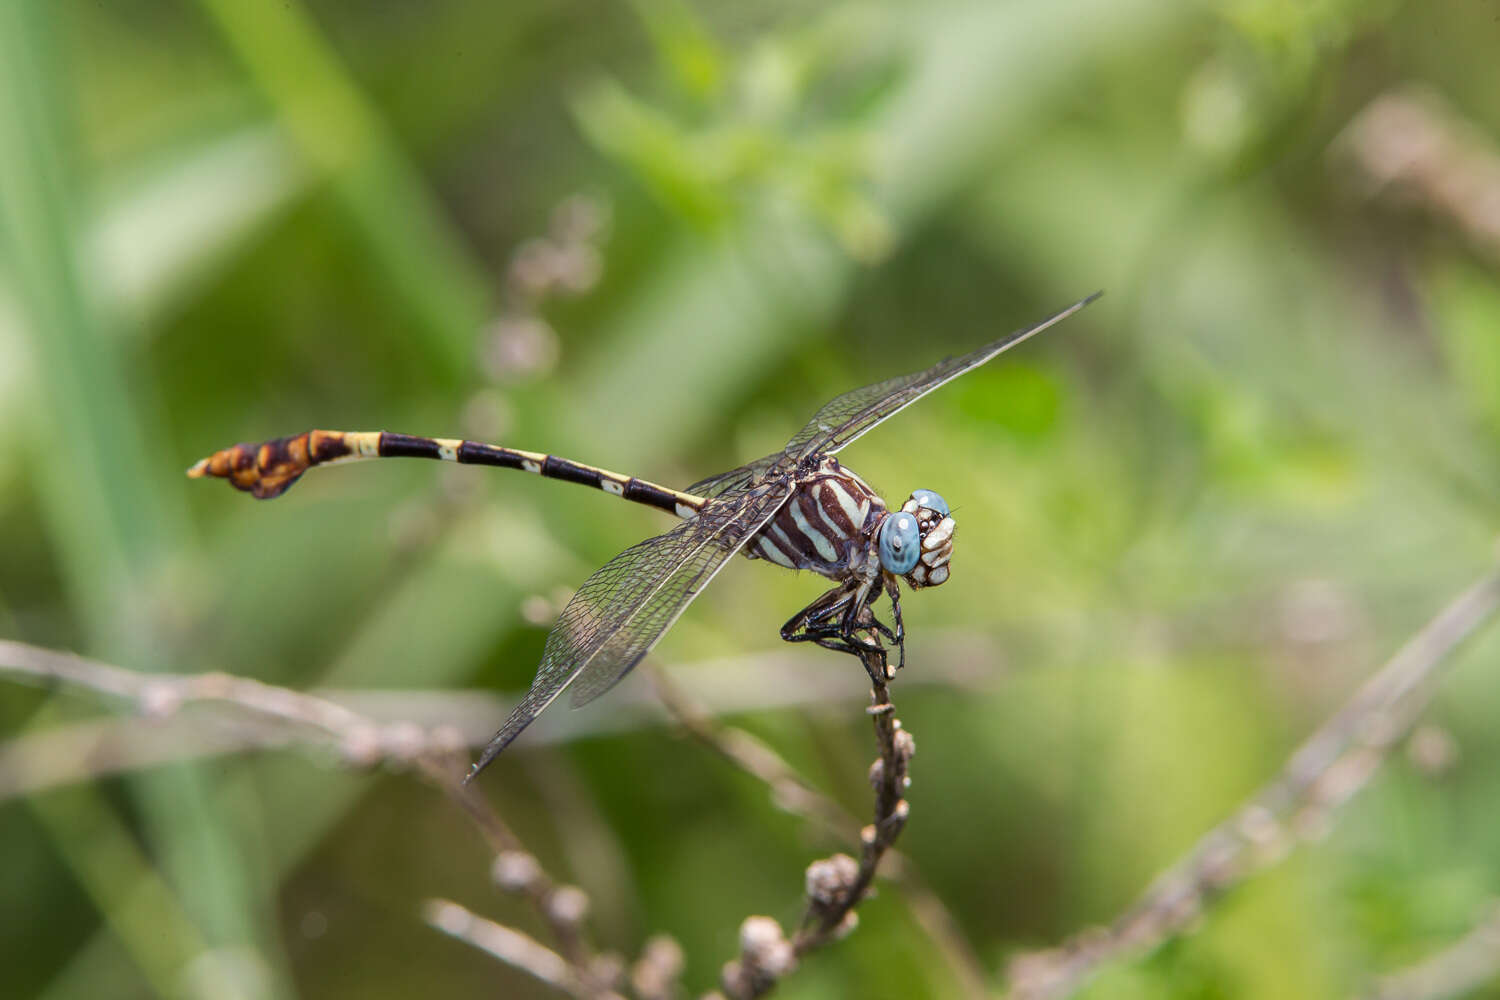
left=805, top=854, right=859, bottom=909
left=721, top=916, right=796, bottom=998
left=1407, top=724, right=1460, bottom=776
left=587, top=951, right=625, bottom=992
left=893, top=727, right=916, bottom=763
left=138, top=680, right=183, bottom=719
left=869, top=720, right=916, bottom=786
left=334, top=720, right=466, bottom=770
left=480, top=316, right=559, bottom=384
left=338, top=723, right=383, bottom=768
left=630, top=934, right=685, bottom=1000
left=380, top=721, right=427, bottom=761
left=546, top=885, right=590, bottom=927
left=466, top=193, right=612, bottom=478
left=491, top=850, right=542, bottom=893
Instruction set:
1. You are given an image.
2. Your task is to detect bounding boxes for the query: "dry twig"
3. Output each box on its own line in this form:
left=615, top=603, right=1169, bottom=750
left=0, top=640, right=622, bottom=997
left=1363, top=901, right=1500, bottom=1000
left=714, top=646, right=916, bottom=1000
left=425, top=898, right=597, bottom=1000
left=0, top=632, right=999, bottom=802
left=651, top=665, right=990, bottom=1000
left=1004, top=569, right=1500, bottom=1000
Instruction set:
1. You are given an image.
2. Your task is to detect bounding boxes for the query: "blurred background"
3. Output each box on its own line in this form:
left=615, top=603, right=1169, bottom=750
left=3, top=1, right=1500, bottom=997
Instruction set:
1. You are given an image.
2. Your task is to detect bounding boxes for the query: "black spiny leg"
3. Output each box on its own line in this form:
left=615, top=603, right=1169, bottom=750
left=781, top=579, right=898, bottom=684
left=882, top=573, right=906, bottom=672
left=781, top=582, right=863, bottom=652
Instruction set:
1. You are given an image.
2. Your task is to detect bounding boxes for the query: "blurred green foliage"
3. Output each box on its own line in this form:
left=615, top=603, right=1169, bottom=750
left=3, top=1, right=1500, bottom=998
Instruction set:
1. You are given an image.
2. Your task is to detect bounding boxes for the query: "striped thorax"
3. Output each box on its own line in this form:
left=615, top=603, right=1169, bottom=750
left=747, top=457, right=884, bottom=575
left=744, top=456, right=956, bottom=590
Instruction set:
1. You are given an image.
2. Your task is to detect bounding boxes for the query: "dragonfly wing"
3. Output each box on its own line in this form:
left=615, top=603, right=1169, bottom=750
left=681, top=298, right=1094, bottom=496
left=468, top=483, right=790, bottom=777
left=781, top=293, right=1100, bottom=460
left=686, top=453, right=784, bottom=498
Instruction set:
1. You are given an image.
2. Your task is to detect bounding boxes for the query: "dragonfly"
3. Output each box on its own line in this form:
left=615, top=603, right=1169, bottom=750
left=190, top=293, right=1098, bottom=779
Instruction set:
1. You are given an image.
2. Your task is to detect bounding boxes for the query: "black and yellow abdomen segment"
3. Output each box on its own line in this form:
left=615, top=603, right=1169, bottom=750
left=187, top=429, right=706, bottom=517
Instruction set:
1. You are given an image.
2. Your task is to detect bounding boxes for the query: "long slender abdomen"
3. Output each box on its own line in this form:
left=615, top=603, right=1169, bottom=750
left=187, top=429, right=705, bottom=517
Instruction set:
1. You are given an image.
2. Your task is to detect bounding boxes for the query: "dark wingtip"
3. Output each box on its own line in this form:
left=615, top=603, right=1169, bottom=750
left=1040, top=290, right=1103, bottom=329
left=463, top=708, right=533, bottom=783
left=462, top=739, right=510, bottom=785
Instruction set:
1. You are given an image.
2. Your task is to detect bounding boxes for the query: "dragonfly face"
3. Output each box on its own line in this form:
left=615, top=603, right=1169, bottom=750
left=897, top=491, right=954, bottom=589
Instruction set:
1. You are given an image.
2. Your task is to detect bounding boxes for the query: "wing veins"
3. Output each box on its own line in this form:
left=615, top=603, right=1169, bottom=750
left=793, top=293, right=1100, bottom=459
left=468, top=485, right=788, bottom=776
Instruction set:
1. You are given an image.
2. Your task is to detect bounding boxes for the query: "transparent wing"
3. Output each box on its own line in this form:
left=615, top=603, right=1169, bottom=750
left=685, top=297, right=1095, bottom=498
left=468, top=483, right=790, bottom=776
left=686, top=453, right=784, bottom=498
left=782, top=294, right=1100, bottom=461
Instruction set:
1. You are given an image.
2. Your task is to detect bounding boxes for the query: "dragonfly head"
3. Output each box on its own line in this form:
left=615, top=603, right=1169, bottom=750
left=877, top=490, right=954, bottom=588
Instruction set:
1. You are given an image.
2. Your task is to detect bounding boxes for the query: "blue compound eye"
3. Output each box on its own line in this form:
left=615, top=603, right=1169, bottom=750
left=910, top=489, right=949, bottom=518
left=879, top=512, right=921, bottom=574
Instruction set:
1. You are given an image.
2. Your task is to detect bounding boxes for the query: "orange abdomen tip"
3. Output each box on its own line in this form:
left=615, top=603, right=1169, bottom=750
left=186, top=431, right=349, bottom=499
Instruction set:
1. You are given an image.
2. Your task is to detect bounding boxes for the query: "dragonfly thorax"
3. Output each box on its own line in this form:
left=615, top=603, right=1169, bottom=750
left=745, top=457, right=955, bottom=590
left=746, top=457, right=886, bottom=578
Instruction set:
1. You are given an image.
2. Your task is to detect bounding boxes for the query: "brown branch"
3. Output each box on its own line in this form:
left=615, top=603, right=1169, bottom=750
left=715, top=645, right=916, bottom=1000
left=0, top=635, right=966, bottom=997
left=0, top=640, right=622, bottom=997
left=0, top=641, right=432, bottom=753
left=0, top=632, right=1000, bottom=802
left=1004, top=569, right=1500, bottom=1000
left=796, top=678, right=909, bottom=950
left=650, top=665, right=989, bottom=999
left=425, top=898, right=599, bottom=1000
left=649, top=665, right=856, bottom=842
left=1363, top=901, right=1500, bottom=1000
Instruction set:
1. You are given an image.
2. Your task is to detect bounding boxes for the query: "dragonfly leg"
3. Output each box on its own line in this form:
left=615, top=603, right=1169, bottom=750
left=781, top=583, right=853, bottom=634
left=782, top=582, right=892, bottom=681
left=882, top=574, right=906, bottom=672
left=839, top=588, right=894, bottom=682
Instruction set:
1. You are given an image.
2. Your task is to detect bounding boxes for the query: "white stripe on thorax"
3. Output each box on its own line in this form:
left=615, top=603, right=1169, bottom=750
left=768, top=522, right=801, bottom=558
left=825, top=479, right=867, bottom=533
left=755, top=535, right=796, bottom=568
left=789, top=499, right=838, bottom=562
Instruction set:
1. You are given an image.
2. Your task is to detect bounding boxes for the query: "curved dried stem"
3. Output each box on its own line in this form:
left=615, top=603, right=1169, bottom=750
left=0, top=640, right=620, bottom=997
left=650, top=664, right=988, bottom=999
left=1363, top=900, right=1500, bottom=1000
left=425, top=898, right=596, bottom=999
left=1004, top=568, right=1500, bottom=1000
left=716, top=647, right=916, bottom=1000
left=0, top=633, right=999, bottom=803
left=793, top=676, right=909, bottom=950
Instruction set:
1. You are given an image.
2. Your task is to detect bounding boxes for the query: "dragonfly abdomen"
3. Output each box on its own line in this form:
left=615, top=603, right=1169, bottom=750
left=187, top=429, right=706, bottom=517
